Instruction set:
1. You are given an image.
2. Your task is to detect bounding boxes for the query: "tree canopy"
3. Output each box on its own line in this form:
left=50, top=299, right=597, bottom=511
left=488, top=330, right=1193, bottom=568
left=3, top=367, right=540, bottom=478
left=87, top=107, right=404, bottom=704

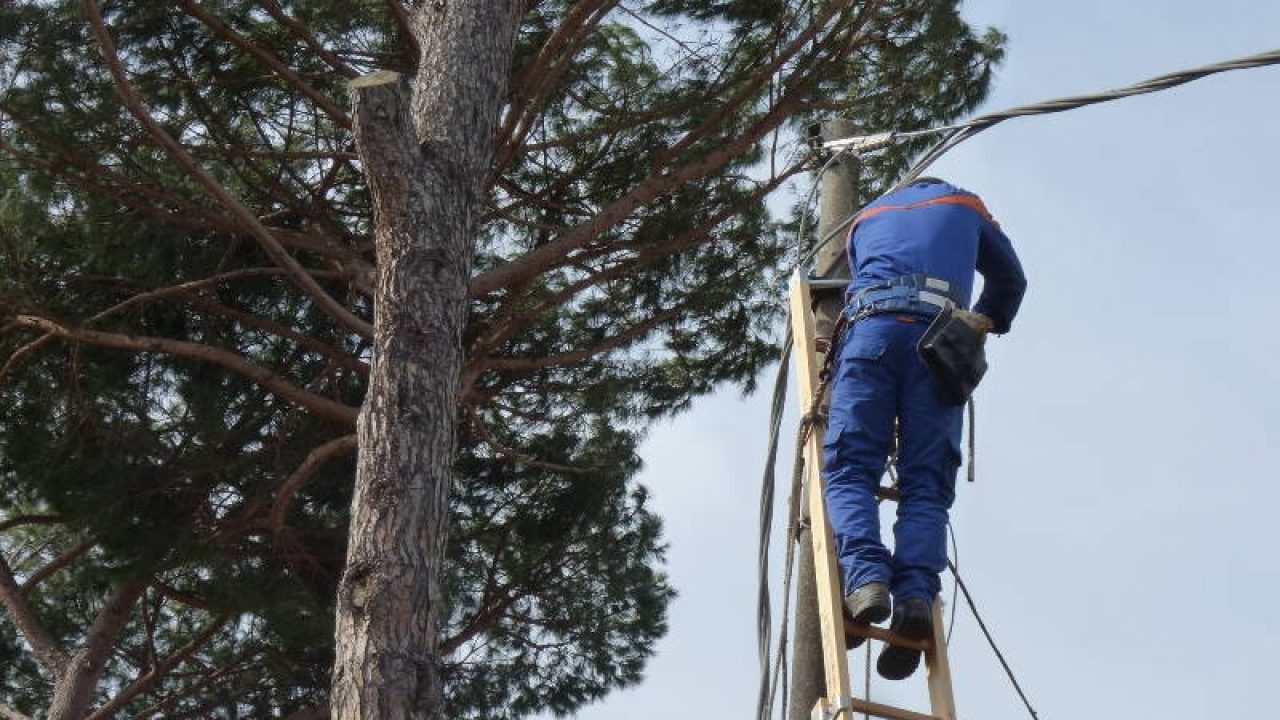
left=0, top=1, right=1003, bottom=717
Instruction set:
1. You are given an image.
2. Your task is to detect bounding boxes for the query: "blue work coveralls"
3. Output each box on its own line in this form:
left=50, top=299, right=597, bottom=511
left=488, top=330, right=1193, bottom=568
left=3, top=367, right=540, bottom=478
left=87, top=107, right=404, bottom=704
left=822, top=179, right=1026, bottom=603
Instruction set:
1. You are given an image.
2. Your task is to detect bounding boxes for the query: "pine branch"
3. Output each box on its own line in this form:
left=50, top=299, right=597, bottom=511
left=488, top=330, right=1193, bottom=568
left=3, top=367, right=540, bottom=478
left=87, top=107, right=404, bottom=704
left=177, top=0, right=351, bottom=127
left=471, top=164, right=802, bottom=360
left=470, top=1, right=875, bottom=299
left=0, top=704, right=33, bottom=720
left=19, top=540, right=93, bottom=594
left=0, top=268, right=353, bottom=388
left=151, top=582, right=214, bottom=612
left=493, top=0, right=621, bottom=174
left=85, top=613, right=233, bottom=720
left=380, top=0, right=419, bottom=62
left=47, top=583, right=145, bottom=719
left=0, top=515, right=65, bottom=534
left=182, top=296, right=369, bottom=376
left=12, top=315, right=359, bottom=426
left=80, top=0, right=373, bottom=339
left=0, top=134, right=229, bottom=232
left=479, top=302, right=688, bottom=372
left=268, top=434, right=359, bottom=532
left=464, top=405, right=592, bottom=474
left=651, top=1, right=846, bottom=168
left=469, top=83, right=810, bottom=297
left=253, top=0, right=359, bottom=79
left=0, top=551, right=68, bottom=672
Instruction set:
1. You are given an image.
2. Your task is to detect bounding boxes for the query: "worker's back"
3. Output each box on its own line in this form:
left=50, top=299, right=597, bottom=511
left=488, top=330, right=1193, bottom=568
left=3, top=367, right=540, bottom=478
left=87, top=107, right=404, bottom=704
left=847, top=178, right=1025, bottom=334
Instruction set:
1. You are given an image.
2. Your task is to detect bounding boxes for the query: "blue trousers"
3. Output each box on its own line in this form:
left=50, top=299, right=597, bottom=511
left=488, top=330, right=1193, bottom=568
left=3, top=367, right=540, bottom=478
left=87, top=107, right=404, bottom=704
left=822, top=314, right=963, bottom=602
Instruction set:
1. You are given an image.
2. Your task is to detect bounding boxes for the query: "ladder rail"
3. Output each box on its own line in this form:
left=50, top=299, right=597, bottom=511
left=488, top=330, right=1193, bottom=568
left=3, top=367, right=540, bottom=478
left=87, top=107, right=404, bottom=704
left=788, top=272, right=852, bottom=707
left=790, top=272, right=958, bottom=720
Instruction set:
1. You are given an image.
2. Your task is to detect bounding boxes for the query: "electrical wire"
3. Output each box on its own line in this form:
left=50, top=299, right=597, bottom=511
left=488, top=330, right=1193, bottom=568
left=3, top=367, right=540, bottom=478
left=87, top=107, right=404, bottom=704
left=946, top=522, right=959, bottom=643
left=896, top=46, right=1280, bottom=187
left=791, top=146, right=851, bottom=269
left=755, top=329, right=793, bottom=720
left=947, top=558, right=1041, bottom=720
left=799, top=46, right=1280, bottom=267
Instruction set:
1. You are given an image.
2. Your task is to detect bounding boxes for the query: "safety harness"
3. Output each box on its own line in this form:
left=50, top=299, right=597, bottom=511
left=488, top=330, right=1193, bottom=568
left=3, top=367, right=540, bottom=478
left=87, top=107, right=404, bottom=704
left=834, top=191, right=997, bottom=406
left=847, top=273, right=963, bottom=323
left=840, top=190, right=994, bottom=323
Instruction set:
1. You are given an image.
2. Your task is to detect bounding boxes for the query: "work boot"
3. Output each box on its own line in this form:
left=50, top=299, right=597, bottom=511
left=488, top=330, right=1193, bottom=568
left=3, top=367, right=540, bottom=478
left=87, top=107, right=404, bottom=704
left=876, top=597, right=932, bottom=680
left=843, top=582, right=890, bottom=648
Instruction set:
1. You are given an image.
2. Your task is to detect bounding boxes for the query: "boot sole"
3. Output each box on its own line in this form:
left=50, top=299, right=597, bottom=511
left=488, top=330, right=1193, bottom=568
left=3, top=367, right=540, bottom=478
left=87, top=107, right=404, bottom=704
left=850, top=603, right=891, bottom=625
left=876, top=608, right=931, bottom=680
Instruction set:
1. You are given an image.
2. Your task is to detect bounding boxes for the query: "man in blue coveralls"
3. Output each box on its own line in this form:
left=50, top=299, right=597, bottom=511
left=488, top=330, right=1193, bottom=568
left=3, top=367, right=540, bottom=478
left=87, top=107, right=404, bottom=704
left=824, top=177, right=1026, bottom=680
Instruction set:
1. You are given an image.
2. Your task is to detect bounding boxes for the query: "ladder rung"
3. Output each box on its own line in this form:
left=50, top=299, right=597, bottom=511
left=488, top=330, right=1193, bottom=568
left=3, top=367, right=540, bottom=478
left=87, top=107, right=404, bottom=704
left=843, top=619, right=932, bottom=652
left=847, top=697, right=942, bottom=720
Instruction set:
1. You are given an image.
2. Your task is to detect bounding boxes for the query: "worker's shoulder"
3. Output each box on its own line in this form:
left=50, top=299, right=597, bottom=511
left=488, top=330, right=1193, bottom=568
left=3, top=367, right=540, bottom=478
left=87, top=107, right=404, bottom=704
left=866, top=180, right=976, bottom=208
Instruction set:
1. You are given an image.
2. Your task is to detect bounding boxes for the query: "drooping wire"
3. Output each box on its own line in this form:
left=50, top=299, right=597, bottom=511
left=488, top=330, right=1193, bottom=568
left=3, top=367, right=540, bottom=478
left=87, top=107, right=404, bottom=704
left=947, top=557, right=1041, bottom=720
left=798, top=46, right=1280, bottom=268
left=897, top=46, right=1280, bottom=188
left=755, top=330, right=793, bottom=720
left=946, top=522, right=959, bottom=643
left=767, top=384, right=824, bottom=719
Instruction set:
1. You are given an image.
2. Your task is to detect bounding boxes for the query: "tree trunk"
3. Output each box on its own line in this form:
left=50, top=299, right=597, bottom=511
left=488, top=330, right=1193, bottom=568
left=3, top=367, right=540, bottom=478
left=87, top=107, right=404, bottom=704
left=331, top=3, right=524, bottom=718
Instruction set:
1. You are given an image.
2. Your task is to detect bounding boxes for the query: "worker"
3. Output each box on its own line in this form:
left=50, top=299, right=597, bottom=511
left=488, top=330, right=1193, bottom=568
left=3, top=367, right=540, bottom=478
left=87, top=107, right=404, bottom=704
left=823, top=177, right=1026, bottom=680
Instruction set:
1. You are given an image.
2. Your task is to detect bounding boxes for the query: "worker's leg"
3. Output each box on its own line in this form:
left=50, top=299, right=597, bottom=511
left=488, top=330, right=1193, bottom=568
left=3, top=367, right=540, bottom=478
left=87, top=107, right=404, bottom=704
left=823, top=316, right=898, bottom=596
left=891, top=323, right=963, bottom=603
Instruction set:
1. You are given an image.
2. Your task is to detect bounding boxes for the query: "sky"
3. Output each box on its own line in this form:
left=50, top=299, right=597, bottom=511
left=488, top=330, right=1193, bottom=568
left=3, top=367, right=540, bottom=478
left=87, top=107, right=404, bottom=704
left=558, top=2, right=1280, bottom=719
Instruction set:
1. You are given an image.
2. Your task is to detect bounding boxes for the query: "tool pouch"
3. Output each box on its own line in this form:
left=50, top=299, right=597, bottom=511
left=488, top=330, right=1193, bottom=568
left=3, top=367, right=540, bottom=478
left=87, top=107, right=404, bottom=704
left=917, top=306, right=988, bottom=406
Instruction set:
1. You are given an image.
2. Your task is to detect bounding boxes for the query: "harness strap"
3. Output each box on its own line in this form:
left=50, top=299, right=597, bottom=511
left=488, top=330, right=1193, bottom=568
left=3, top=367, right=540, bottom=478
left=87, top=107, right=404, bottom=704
left=848, top=273, right=963, bottom=321
left=844, top=192, right=1000, bottom=261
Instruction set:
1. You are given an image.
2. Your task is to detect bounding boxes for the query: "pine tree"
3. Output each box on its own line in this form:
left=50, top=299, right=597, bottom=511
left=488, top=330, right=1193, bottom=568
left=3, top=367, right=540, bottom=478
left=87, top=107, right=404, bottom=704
left=0, top=1, right=1003, bottom=717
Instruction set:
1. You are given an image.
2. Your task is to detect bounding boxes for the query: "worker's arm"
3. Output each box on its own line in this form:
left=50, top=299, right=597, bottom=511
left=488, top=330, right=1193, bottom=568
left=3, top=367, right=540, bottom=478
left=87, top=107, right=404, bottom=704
left=971, top=211, right=1026, bottom=335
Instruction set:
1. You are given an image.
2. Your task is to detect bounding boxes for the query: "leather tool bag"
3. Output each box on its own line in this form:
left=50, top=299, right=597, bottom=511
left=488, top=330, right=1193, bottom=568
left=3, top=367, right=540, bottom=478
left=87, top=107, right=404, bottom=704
left=917, top=306, right=987, bottom=406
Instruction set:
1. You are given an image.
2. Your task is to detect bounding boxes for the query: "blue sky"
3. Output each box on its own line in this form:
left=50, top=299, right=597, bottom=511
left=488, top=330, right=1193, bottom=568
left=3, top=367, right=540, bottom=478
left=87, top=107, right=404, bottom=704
left=560, top=2, right=1280, bottom=718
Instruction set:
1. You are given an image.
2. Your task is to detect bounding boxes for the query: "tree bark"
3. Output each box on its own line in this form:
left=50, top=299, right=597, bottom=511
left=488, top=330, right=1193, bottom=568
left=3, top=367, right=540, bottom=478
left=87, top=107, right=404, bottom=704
left=331, top=3, right=524, bottom=718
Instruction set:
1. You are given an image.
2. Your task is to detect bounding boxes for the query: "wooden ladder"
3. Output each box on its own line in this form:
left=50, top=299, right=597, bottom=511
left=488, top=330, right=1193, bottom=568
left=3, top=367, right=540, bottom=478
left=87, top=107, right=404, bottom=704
left=789, top=272, right=958, bottom=720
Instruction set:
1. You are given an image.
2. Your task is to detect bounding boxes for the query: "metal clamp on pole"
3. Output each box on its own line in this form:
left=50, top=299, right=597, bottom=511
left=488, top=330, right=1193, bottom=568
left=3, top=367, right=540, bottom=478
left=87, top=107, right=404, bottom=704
left=821, top=131, right=897, bottom=155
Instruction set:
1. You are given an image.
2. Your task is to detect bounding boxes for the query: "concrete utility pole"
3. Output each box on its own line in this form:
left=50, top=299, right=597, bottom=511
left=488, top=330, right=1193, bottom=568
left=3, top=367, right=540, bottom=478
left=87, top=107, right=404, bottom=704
left=811, top=119, right=858, bottom=349
left=787, top=119, right=858, bottom=720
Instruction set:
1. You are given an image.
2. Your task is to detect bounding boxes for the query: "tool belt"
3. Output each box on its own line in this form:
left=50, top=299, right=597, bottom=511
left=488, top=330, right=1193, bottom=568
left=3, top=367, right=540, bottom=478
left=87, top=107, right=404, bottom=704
left=846, top=274, right=986, bottom=406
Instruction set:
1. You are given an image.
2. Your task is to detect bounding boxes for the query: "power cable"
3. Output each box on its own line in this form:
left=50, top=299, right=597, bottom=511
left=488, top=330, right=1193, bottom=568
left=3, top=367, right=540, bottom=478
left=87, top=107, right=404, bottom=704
left=947, top=557, right=1041, bottom=720
left=946, top=522, right=959, bottom=643
left=897, top=46, right=1280, bottom=187
left=800, top=46, right=1280, bottom=268
left=755, top=329, right=793, bottom=720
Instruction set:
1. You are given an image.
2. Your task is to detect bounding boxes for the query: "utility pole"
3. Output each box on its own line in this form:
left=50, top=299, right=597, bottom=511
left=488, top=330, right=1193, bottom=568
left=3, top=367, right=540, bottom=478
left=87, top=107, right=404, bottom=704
left=788, top=120, right=858, bottom=720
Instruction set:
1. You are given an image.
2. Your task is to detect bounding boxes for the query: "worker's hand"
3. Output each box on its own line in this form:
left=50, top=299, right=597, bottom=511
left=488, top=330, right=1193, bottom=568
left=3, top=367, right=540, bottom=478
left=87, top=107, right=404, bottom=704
left=954, top=310, right=994, bottom=334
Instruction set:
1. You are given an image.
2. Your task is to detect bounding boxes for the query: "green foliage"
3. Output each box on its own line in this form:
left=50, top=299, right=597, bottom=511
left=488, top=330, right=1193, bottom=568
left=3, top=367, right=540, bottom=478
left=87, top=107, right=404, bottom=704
left=0, top=0, right=1004, bottom=715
